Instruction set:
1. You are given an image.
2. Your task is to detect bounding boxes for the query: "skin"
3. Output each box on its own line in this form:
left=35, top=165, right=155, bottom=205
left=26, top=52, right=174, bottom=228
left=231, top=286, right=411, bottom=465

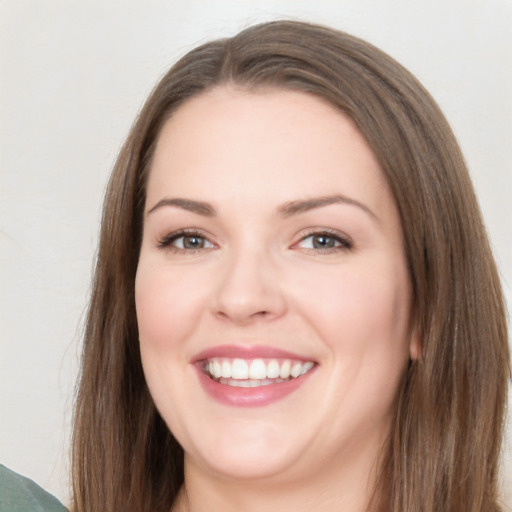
left=135, top=87, right=418, bottom=512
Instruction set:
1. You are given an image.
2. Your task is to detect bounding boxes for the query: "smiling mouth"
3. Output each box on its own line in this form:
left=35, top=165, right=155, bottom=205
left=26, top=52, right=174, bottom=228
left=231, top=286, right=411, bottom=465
left=202, top=358, right=316, bottom=387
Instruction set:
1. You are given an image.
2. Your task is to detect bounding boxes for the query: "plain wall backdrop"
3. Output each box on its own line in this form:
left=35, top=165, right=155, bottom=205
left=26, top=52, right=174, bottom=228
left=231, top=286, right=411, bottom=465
left=1, top=0, right=511, bottom=506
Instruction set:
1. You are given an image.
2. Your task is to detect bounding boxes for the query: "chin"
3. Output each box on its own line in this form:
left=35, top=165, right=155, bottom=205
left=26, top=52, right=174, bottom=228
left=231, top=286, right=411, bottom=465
left=182, top=421, right=308, bottom=481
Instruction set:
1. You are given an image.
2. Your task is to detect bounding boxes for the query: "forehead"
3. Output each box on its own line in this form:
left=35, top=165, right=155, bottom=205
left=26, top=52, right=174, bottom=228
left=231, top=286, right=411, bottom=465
left=146, top=86, right=394, bottom=217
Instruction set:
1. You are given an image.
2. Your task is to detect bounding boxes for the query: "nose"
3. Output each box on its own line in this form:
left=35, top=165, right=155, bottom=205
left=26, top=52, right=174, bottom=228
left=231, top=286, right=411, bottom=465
left=212, top=246, right=287, bottom=325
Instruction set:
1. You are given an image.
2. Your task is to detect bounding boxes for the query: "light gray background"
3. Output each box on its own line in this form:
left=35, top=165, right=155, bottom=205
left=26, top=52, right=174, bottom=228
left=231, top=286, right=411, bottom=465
left=1, top=0, right=511, bottom=506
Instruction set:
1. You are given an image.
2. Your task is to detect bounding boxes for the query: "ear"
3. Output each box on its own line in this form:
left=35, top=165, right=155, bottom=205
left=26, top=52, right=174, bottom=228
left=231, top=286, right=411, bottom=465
left=409, top=326, right=421, bottom=361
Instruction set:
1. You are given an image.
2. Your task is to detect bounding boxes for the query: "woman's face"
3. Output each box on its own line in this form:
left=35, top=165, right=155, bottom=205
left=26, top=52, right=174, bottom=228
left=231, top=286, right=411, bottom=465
left=136, top=87, right=417, bottom=484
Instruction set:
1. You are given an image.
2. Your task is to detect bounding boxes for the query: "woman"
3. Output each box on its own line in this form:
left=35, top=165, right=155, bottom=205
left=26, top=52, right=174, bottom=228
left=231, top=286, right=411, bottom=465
left=71, top=20, right=509, bottom=512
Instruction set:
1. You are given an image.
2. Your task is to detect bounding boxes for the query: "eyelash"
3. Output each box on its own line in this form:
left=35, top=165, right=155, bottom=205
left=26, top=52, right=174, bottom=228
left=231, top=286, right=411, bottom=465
left=157, top=229, right=214, bottom=252
left=157, top=228, right=353, bottom=254
left=293, top=229, right=353, bottom=253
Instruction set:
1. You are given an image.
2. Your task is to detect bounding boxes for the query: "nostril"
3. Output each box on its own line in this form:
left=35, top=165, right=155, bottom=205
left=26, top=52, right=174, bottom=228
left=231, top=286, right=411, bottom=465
left=211, top=259, right=287, bottom=323
left=215, top=308, right=272, bottom=324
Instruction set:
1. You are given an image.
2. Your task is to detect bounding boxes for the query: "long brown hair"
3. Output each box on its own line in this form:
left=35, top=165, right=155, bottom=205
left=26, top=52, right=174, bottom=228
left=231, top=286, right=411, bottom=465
left=72, top=20, right=509, bottom=512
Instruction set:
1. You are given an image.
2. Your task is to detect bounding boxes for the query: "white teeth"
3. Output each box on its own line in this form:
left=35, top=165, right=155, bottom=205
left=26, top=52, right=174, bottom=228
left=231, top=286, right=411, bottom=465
left=204, top=357, right=315, bottom=384
left=249, top=359, right=267, bottom=379
left=231, top=359, right=249, bottom=379
left=279, top=360, right=291, bottom=379
left=213, top=360, right=222, bottom=379
left=301, top=361, right=314, bottom=375
left=290, top=362, right=302, bottom=378
left=221, top=360, right=232, bottom=378
left=219, top=377, right=287, bottom=387
left=266, top=359, right=280, bottom=379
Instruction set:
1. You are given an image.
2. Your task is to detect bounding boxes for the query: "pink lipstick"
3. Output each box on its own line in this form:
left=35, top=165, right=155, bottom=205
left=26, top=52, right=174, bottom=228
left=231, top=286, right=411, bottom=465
left=192, top=345, right=317, bottom=407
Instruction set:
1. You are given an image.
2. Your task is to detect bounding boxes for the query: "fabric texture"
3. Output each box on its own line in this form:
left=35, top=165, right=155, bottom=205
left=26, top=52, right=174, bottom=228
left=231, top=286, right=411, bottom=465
left=0, top=465, right=68, bottom=512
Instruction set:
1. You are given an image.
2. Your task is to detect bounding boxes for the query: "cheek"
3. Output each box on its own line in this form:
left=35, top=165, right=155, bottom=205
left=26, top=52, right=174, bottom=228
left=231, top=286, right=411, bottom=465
left=135, top=260, right=208, bottom=353
left=294, top=258, right=412, bottom=366
left=298, top=260, right=413, bottom=433
left=134, top=260, right=207, bottom=432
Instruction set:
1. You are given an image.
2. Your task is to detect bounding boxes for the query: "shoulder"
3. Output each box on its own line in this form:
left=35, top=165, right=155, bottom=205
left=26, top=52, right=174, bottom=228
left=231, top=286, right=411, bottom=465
left=0, top=465, right=68, bottom=512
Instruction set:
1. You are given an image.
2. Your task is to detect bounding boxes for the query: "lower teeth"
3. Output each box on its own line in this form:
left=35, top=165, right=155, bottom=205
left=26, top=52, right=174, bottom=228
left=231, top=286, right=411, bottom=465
left=215, top=376, right=290, bottom=387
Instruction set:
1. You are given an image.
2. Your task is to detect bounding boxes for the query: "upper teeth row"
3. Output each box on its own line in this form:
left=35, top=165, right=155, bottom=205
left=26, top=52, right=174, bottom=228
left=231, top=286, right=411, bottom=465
left=205, top=358, right=314, bottom=380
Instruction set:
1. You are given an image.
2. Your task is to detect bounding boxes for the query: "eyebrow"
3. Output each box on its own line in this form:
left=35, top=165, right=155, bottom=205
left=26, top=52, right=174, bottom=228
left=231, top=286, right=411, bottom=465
left=147, top=197, right=216, bottom=217
left=146, top=194, right=377, bottom=221
left=277, top=194, right=378, bottom=221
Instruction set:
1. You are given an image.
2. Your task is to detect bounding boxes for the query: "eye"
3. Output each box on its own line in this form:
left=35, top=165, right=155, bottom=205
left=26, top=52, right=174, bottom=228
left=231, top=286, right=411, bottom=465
left=158, top=230, right=215, bottom=252
left=294, top=231, right=353, bottom=252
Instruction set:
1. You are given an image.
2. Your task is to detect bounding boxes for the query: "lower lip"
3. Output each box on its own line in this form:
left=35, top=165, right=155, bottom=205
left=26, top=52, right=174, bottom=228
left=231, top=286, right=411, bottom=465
left=195, top=366, right=315, bottom=407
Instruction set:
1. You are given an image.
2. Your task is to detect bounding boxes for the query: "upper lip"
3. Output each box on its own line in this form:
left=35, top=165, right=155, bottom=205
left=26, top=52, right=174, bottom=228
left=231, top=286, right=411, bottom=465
left=191, top=344, right=315, bottom=363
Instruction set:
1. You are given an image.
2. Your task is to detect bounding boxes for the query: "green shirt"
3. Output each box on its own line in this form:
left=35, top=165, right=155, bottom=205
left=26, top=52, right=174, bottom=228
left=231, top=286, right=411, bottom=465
left=0, top=465, right=68, bottom=512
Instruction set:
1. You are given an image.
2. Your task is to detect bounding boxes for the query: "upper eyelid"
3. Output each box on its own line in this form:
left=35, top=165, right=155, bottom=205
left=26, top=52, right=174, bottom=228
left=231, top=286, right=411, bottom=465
left=294, top=228, right=353, bottom=243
